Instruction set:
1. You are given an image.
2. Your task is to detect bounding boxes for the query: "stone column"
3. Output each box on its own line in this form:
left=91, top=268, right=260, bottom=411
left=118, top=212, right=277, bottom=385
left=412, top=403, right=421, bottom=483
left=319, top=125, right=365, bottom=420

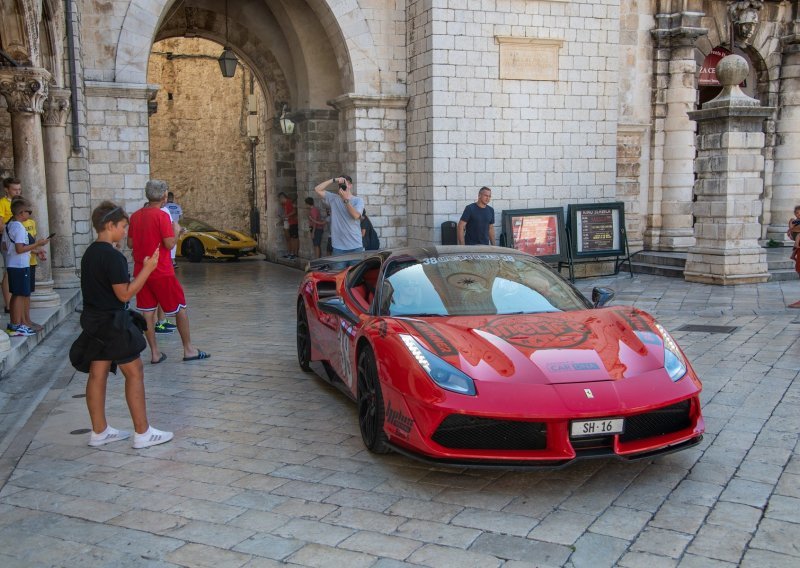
left=685, top=56, right=771, bottom=285
left=648, top=11, right=707, bottom=251
left=291, top=109, right=338, bottom=259
left=0, top=67, right=61, bottom=307
left=768, top=23, right=800, bottom=242
left=42, top=88, right=79, bottom=288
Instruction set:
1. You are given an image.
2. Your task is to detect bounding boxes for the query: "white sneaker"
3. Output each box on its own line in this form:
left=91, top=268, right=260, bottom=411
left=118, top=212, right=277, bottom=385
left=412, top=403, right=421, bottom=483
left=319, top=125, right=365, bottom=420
left=88, top=426, right=131, bottom=447
left=132, top=426, right=173, bottom=449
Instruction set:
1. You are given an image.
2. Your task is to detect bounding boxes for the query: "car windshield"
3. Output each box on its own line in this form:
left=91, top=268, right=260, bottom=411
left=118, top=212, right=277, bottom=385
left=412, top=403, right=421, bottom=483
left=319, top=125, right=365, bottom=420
left=181, top=218, right=217, bottom=232
left=380, top=253, right=588, bottom=317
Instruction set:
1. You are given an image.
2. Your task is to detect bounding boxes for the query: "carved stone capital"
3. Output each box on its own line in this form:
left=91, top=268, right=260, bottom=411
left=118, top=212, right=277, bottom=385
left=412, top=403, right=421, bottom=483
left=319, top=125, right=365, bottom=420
left=0, top=67, right=52, bottom=114
left=652, top=26, right=708, bottom=49
left=42, top=88, right=71, bottom=127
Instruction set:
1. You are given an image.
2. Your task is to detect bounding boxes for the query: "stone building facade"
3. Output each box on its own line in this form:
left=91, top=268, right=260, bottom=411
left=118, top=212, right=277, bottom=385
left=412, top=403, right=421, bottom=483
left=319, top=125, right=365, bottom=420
left=0, top=0, right=797, bottom=283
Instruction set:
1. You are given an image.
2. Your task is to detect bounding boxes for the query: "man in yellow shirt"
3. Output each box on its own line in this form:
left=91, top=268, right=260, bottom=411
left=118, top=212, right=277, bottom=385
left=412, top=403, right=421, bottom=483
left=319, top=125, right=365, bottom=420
left=1, top=178, right=23, bottom=312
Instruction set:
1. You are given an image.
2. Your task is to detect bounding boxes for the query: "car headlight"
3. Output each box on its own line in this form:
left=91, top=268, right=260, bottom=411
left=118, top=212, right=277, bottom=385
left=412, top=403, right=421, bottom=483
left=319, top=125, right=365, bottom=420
left=400, top=334, right=476, bottom=395
left=655, top=323, right=687, bottom=382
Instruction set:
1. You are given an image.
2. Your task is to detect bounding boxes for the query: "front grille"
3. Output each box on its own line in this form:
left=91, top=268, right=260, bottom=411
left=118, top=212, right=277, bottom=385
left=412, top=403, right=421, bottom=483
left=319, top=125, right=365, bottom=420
left=571, top=435, right=613, bottom=451
left=432, top=415, right=547, bottom=450
left=218, top=247, right=245, bottom=256
left=620, top=400, right=692, bottom=443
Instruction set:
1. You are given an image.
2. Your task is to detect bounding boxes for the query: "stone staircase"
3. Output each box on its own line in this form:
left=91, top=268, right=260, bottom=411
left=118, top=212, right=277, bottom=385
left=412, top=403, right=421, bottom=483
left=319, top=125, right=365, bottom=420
left=624, top=248, right=797, bottom=281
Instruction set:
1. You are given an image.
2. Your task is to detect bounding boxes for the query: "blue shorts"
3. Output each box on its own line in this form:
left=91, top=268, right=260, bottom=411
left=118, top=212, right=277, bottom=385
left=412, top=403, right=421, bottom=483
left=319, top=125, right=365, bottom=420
left=312, top=228, right=324, bottom=246
left=7, top=267, right=31, bottom=297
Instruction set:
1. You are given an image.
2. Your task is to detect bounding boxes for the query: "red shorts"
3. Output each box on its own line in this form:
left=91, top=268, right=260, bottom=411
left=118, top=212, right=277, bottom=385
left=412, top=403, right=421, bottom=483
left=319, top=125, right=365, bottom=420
left=135, top=274, right=187, bottom=315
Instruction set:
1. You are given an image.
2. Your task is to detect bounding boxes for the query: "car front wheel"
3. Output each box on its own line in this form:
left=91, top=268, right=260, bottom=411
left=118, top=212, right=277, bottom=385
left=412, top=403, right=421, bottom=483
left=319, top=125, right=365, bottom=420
left=357, top=346, right=390, bottom=454
left=182, top=237, right=204, bottom=263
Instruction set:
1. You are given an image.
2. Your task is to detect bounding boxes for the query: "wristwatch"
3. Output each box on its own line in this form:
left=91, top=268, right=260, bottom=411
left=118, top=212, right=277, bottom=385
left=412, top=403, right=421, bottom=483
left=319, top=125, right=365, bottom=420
left=343, top=199, right=350, bottom=204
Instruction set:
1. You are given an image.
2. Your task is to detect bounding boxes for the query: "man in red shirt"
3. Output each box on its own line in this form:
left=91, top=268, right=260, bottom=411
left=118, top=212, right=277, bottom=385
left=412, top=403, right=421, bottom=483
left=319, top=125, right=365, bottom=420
left=127, top=180, right=209, bottom=363
left=278, top=192, right=299, bottom=259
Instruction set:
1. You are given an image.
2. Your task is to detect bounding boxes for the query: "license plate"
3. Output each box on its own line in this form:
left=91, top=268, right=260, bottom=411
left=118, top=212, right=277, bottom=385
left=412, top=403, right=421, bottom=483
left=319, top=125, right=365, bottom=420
left=241, top=247, right=254, bottom=252
left=570, top=418, right=624, bottom=438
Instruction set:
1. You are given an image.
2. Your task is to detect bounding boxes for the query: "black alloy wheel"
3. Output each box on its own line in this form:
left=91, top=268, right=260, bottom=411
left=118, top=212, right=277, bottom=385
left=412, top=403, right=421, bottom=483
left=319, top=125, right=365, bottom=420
left=296, top=303, right=311, bottom=372
left=182, top=237, right=204, bottom=263
left=357, top=346, right=390, bottom=453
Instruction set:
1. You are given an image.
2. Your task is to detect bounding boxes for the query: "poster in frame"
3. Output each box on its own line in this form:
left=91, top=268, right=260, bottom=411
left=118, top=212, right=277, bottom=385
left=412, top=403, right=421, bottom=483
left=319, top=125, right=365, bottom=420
left=501, top=207, right=567, bottom=263
left=567, top=202, right=626, bottom=259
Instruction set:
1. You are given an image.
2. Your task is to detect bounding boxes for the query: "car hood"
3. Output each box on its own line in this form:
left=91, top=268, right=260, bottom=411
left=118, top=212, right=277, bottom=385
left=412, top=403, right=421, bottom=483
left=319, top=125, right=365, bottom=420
left=395, top=307, right=667, bottom=384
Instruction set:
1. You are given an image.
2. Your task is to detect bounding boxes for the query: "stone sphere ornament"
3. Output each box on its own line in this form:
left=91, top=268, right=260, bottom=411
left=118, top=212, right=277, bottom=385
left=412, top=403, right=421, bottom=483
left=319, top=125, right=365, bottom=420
left=716, top=54, right=749, bottom=87
left=704, top=54, right=760, bottom=108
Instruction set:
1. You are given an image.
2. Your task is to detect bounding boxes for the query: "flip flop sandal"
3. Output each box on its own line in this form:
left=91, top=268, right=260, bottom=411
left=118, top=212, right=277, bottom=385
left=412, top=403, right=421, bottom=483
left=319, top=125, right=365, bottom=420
left=183, top=350, right=210, bottom=361
left=151, top=353, right=167, bottom=364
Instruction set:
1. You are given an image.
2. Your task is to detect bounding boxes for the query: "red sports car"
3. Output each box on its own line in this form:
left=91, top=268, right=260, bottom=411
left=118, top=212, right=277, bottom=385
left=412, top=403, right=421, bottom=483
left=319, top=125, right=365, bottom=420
left=296, top=246, right=704, bottom=467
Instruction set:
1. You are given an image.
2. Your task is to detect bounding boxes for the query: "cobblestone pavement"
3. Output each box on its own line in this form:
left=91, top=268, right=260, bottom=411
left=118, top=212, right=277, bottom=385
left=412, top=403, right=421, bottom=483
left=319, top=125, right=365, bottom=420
left=0, top=259, right=798, bottom=567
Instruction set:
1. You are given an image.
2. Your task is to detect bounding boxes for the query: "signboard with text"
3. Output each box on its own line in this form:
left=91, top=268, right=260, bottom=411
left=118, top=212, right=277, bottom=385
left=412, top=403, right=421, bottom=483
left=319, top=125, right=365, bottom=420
left=567, top=202, right=626, bottom=259
left=501, top=207, right=566, bottom=263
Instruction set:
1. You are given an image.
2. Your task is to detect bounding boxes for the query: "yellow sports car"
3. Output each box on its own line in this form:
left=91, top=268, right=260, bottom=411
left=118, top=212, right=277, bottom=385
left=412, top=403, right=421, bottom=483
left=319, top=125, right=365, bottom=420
left=177, top=217, right=258, bottom=262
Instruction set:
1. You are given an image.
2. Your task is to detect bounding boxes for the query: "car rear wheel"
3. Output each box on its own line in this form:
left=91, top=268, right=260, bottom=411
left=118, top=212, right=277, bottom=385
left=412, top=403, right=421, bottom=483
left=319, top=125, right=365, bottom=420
left=357, top=346, right=390, bottom=453
left=182, top=237, right=204, bottom=263
left=297, top=303, right=311, bottom=372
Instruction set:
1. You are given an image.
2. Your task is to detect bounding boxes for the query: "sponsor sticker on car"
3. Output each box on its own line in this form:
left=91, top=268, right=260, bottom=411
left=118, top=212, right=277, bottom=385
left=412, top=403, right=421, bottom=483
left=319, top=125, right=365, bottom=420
left=570, top=418, right=624, bottom=438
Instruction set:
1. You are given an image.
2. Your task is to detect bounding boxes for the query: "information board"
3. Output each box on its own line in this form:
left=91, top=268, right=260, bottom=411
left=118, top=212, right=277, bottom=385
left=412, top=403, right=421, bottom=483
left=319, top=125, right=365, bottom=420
left=501, top=207, right=566, bottom=263
left=567, top=202, right=626, bottom=259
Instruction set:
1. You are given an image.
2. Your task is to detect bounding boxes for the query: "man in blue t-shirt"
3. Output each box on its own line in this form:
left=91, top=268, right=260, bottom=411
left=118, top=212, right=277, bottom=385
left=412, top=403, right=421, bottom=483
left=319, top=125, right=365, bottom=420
left=458, top=186, right=495, bottom=246
left=314, top=175, right=365, bottom=255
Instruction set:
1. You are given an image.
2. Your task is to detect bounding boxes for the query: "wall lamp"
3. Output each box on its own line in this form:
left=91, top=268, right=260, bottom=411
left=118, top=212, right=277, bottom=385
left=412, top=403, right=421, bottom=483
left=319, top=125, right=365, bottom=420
left=217, top=0, right=238, bottom=78
left=279, top=104, right=295, bottom=135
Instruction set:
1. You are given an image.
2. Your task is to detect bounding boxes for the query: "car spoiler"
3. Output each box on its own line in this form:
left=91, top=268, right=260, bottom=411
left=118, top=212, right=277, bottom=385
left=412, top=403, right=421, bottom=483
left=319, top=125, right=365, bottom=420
left=306, top=251, right=368, bottom=273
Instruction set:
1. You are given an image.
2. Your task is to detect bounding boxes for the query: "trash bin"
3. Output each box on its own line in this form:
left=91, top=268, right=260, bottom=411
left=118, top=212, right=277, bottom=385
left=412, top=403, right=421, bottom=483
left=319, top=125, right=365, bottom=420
left=441, top=221, right=457, bottom=245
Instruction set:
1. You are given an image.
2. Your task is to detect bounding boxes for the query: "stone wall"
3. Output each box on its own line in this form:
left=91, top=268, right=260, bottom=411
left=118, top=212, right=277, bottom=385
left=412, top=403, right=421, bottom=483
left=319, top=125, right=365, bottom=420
left=66, top=0, right=93, bottom=263
left=80, top=0, right=129, bottom=82
left=84, top=81, right=152, bottom=221
left=147, top=37, right=258, bottom=234
left=406, top=0, right=621, bottom=246
left=332, top=95, right=409, bottom=248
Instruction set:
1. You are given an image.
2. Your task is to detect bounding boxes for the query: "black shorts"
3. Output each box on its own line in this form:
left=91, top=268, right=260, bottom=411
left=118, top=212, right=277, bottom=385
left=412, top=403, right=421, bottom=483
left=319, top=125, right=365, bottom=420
left=288, top=224, right=299, bottom=238
left=312, top=228, right=324, bottom=246
left=7, top=267, right=31, bottom=297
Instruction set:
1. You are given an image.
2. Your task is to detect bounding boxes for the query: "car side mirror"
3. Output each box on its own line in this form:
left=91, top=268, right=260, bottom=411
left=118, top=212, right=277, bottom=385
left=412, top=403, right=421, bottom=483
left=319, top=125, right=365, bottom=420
left=591, top=287, right=615, bottom=308
left=318, top=297, right=360, bottom=325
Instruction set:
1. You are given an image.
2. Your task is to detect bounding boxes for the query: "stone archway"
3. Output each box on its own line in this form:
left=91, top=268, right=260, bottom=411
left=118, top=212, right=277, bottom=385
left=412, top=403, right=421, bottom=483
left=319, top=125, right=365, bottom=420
left=115, top=0, right=362, bottom=97
left=117, top=0, right=377, bottom=260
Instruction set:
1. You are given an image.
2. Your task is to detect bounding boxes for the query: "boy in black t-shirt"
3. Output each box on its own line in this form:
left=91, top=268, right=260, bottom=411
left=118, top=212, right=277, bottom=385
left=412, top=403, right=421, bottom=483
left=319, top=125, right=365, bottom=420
left=71, top=201, right=173, bottom=449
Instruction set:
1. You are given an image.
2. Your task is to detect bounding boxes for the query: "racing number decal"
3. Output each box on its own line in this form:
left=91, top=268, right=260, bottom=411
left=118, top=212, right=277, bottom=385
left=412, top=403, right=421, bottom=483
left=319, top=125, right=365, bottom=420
left=339, top=321, right=354, bottom=389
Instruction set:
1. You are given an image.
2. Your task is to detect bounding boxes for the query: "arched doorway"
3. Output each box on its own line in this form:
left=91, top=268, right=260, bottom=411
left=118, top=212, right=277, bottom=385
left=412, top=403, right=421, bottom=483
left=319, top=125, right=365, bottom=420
left=144, top=0, right=350, bottom=260
left=147, top=37, right=272, bottom=249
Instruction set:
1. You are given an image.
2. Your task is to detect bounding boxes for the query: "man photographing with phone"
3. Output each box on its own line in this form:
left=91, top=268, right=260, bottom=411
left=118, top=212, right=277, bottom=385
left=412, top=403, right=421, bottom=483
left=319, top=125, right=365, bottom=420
left=314, top=175, right=365, bottom=257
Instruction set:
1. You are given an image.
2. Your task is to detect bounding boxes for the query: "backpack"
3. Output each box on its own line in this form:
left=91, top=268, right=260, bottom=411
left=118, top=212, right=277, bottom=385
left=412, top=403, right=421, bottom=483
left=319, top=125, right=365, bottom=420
left=361, top=216, right=380, bottom=250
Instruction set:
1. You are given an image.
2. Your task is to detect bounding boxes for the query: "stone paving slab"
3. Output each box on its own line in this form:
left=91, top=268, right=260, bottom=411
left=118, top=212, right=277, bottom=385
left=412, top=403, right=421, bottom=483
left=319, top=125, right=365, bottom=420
left=0, top=260, right=797, bottom=566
